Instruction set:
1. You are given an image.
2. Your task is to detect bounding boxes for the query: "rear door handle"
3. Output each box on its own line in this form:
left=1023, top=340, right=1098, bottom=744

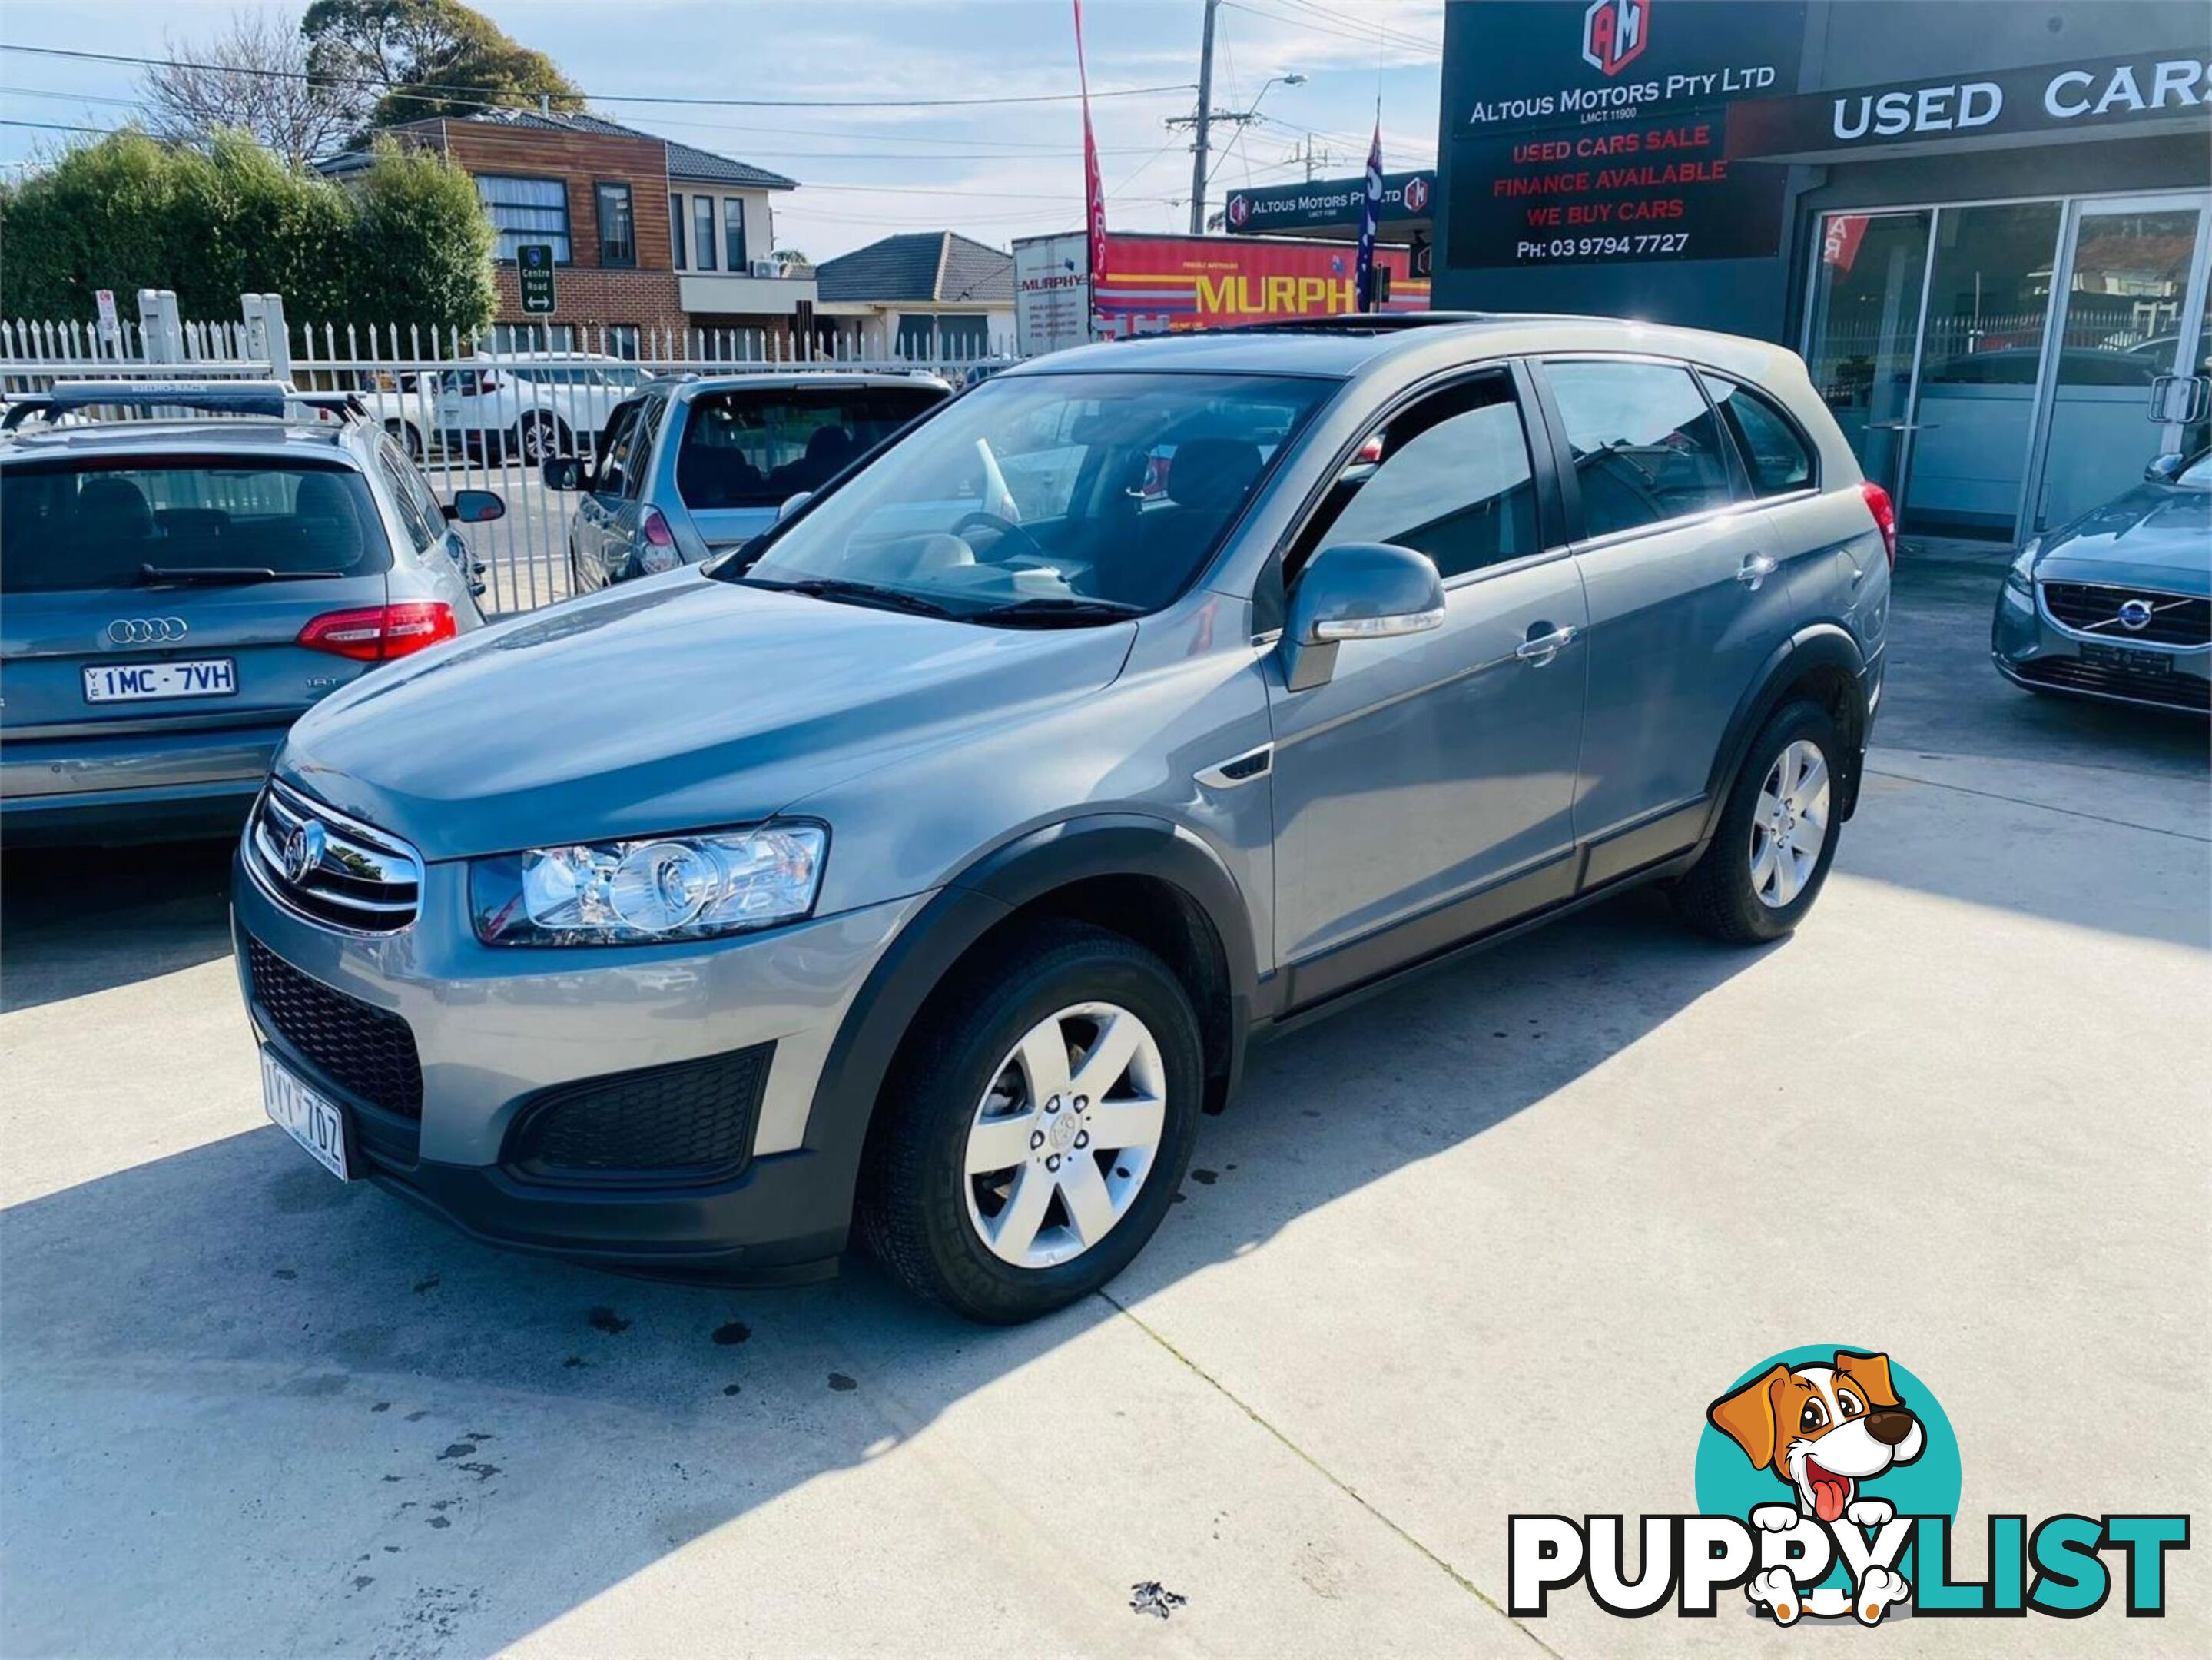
left=1514, top=625, right=1577, bottom=666
left=1736, top=553, right=1779, bottom=590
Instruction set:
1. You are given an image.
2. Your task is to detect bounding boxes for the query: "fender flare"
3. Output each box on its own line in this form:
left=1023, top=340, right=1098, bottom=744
left=1702, top=624, right=1871, bottom=843
left=797, top=813, right=1260, bottom=1248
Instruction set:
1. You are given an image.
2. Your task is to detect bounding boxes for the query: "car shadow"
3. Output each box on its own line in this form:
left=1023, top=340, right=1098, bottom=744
left=0, top=887, right=1769, bottom=1655
left=0, top=838, right=237, bottom=1012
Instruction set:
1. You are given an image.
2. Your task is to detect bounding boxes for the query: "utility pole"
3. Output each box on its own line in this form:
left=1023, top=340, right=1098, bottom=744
left=1189, top=0, right=1219, bottom=234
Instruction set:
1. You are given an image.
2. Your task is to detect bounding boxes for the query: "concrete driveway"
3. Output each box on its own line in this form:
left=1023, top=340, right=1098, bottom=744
left=3, top=546, right=2206, bottom=1657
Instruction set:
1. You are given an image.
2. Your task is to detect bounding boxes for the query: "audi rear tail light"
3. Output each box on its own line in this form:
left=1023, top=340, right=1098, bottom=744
left=297, top=602, right=457, bottom=662
left=1860, top=480, right=1897, bottom=569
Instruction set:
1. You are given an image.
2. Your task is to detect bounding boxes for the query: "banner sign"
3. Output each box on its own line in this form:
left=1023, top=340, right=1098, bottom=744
left=1726, top=48, right=2212, bottom=162
left=1224, top=171, right=1436, bottom=236
left=1443, top=1, right=1806, bottom=271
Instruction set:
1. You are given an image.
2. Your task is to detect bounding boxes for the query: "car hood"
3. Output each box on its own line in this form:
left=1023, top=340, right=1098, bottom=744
left=277, top=570, right=1136, bottom=861
left=2033, top=482, right=2212, bottom=594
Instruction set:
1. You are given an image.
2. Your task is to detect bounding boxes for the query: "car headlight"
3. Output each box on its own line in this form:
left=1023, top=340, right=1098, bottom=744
left=2005, top=539, right=2041, bottom=593
left=471, top=823, right=827, bottom=946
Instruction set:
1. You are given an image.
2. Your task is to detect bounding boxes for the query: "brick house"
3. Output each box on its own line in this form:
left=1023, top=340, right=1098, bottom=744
left=320, top=111, right=808, bottom=352
left=815, top=231, right=1015, bottom=360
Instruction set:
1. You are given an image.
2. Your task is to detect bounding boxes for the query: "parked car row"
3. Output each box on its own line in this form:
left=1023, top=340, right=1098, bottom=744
left=362, top=351, right=648, bottom=465
left=5, top=319, right=2202, bottom=1328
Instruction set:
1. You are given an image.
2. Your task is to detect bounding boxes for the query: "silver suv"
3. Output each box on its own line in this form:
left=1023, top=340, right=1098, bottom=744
left=233, top=316, right=1892, bottom=1323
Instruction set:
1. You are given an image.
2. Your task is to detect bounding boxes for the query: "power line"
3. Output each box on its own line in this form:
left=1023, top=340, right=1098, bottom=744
left=1222, top=0, right=1436, bottom=58
left=1266, top=0, right=1438, bottom=56
left=0, top=43, right=1194, bottom=110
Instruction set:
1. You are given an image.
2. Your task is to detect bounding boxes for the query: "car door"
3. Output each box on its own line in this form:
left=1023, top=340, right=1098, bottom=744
left=570, top=395, right=653, bottom=585
left=1536, top=357, right=1797, bottom=862
left=1265, top=365, right=1589, bottom=994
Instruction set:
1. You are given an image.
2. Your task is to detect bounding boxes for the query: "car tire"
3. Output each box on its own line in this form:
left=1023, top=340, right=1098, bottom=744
left=1673, top=699, right=1845, bottom=946
left=386, top=420, right=424, bottom=462
left=858, top=921, right=1202, bottom=1324
left=515, top=413, right=568, bottom=466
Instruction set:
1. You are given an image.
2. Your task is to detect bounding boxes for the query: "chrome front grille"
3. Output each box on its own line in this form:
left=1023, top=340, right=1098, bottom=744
left=2040, top=582, right=2211, bottom=649
left=246, top=779, right=422, bottom=933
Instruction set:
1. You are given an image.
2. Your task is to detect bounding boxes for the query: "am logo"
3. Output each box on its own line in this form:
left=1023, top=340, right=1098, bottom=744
left=1582, top=0, right=1650, bottom=78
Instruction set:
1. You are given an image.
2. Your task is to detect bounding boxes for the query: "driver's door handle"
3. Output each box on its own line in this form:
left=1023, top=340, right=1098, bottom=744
left=1514, top=625, right=1576, bottom=666
left=1736, top=553, right=1779, bottom=589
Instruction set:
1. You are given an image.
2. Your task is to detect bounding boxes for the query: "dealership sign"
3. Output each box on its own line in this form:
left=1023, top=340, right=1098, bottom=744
left=1444, top=1, right=1806, bottom=271
left=1222, top=171, right=1438, bottom=237
left=1726, top=49, right=2212, bottom=161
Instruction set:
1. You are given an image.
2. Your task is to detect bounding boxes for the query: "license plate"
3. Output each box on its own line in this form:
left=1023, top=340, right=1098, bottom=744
left=2081, top=642, right=2171, bottom=676
left=261, top=1049, right=351, bottom=1180
left=82, top=659, right=236, bottom=703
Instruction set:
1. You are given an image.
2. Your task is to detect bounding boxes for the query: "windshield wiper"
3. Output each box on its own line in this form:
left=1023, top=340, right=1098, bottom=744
left=135, top=564, right=349, bottom=586
left=744, top=576, right=960, bottom=619
left=967, top=596, right=1145, bottom=626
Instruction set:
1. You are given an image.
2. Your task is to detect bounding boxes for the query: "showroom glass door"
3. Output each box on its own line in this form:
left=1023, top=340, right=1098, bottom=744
left=2026, top=194, right=2211, bottom=534
left=1802, top=211, right=1933, bottom=503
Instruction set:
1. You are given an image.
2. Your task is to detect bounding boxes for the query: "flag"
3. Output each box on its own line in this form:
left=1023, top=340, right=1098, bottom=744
left=1073, top=0, right=1108, bottom=334
left=1355, top=118, right=1382, bottom=312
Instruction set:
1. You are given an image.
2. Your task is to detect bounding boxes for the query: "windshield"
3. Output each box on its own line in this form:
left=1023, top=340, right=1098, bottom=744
left=0, top=460, right=388, bottom=593
left=677, top=383, right=946, bottom=510
left=725, top=371, right=1330, bottom=617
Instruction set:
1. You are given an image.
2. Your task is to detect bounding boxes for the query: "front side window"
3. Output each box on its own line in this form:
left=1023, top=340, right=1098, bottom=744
left=1294, top=373, right=1539, bottom=581
left=727, top=372, right=1328, bottom=619
left=1701, top=374, right=1814, bottom=498
left=692, top=197, right=718, bottom=272
left=724, top=198, right=748, bottom=270
left=476, top=175, right=570, bottom=264
left=1546, top=360, right=1733, bottom=538
left=676, top=384, right=947, bottom=510
left=595, top=399, right=647, bottom=496
left=0, top=460, right=389, bottom=591
left=597, top=184, right=635, bottom=267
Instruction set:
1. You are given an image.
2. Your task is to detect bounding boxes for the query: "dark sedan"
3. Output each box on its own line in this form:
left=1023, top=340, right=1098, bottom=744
left=1993, top=449, right=2210, bottom=715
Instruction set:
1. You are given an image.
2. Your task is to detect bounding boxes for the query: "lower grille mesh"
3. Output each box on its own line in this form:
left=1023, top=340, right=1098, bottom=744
left=2015, top=656, right=2210, bottom=711
left=506, top=1045, right=772, bottom=1187
left=246, top=938, right=424, bottom=1120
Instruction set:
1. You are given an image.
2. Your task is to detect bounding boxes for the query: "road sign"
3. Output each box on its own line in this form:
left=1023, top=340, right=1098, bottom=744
left=517, top=244, right=557, bottom=315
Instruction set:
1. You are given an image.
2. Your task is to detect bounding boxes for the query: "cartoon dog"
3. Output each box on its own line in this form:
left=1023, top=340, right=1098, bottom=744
left=1709, top=1351, right=1925, bottom=1624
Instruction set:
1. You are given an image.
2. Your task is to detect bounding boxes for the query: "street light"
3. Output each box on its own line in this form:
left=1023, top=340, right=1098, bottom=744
left=1202, top=71, right=1306, bottom=197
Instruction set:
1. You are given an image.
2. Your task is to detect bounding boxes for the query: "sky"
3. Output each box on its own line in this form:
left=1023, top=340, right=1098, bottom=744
left=0, top=0, right=1445, bottom=261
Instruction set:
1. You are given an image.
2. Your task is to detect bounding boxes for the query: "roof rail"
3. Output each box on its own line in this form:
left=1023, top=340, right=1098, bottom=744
left=1206, top=312, right=1506, bottom=337
left=1, top=380, right=369, bottom=431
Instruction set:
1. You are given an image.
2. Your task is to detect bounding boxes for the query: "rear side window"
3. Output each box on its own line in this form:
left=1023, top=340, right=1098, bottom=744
left=1701, top=374, right=1814, bottom=498
left=0, top=460, right=388, bottom=593
left=675, top=385, right=947, bottom=510
left=376, top=440, right=443, bottom=553
left=1545, top=360, right=1733, bottom=539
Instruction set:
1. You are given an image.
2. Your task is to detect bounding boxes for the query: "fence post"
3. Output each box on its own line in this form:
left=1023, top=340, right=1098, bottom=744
left=239, top=294, right=292, bottom=382
left=138, top=290, right=184, bottom=363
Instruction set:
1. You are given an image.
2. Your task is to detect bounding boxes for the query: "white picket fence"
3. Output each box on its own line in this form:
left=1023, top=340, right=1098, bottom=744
left=1, top=311, right=1015, bottom=616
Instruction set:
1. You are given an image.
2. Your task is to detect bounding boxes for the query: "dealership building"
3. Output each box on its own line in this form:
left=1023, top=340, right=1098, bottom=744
left=1434, top=0, right=2211, bottom=545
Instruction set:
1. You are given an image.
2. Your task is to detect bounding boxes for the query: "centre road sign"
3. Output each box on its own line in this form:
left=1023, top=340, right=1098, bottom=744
left=517, top=244, right=556, bottom=315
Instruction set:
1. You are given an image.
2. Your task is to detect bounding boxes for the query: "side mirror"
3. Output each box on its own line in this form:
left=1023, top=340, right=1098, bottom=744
left=1279, top=542, right=1447, bottom=692
left=778, top=490, right=813, bottom=522
left=541, top=456, right=585, bottom=491
left=2144, top=452, right=2186, bottom=485
left=443, top=488, right=506, bottom=523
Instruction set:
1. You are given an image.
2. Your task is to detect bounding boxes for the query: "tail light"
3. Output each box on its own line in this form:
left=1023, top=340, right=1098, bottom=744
left=297, top=602, right=457, bottom=662
left=635, top=506, right=681, bottom=575
left=641, top=507, right=676, bottom=549
left=1859, top=480, right=1897, bottom=568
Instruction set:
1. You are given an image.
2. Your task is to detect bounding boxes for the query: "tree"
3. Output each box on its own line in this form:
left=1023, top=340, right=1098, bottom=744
left=140, top=12, right=358, bottom=168
left=0, top=129, right=496, bottom=333
left=300, top=0, right=582, bottom=131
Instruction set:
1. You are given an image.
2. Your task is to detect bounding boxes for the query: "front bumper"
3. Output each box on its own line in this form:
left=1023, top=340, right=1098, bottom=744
left=232, top=844, right=927, bottom=1276
left=1991, top=580, right=2210, bottom=714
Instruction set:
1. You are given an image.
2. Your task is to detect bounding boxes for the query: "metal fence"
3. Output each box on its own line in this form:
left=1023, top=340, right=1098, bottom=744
left=2, top=309, right=1015, bottom=616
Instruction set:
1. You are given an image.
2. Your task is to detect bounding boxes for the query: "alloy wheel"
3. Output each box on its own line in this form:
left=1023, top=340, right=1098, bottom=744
left=961, top=1001, right=1167, bottom=1270
left=1749, top=738, right=1830, bottom=908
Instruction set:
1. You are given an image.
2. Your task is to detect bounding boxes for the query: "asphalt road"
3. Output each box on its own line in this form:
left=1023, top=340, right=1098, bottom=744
left=2, top=546, right=2207, bottom=1657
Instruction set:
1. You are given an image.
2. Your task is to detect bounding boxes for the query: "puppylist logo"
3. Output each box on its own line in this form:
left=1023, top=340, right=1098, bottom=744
left=1511, top=1346, right=2190, bottom=1625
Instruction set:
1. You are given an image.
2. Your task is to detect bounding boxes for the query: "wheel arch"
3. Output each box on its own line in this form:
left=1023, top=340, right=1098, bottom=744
left=1702, top=624, right=1871, bottom=844
left=801, top=814, right=1259, bottom=1250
